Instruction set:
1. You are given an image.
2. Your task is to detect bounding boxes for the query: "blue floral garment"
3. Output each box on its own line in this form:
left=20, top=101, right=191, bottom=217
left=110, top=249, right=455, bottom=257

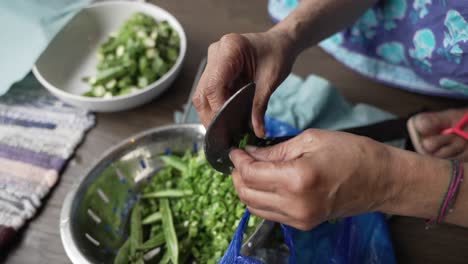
left=268, top=0, right=468, bottom=99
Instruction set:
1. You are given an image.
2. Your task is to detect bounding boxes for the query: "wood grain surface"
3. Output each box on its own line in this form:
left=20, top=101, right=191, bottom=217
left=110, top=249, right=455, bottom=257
left=2, top=1, right=467, bottom=263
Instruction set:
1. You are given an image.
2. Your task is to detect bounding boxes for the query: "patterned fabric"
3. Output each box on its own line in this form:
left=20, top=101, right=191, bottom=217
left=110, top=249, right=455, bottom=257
left=0, top=75, right=94, bottom=248
left=268, top=0, right=468, bottom=99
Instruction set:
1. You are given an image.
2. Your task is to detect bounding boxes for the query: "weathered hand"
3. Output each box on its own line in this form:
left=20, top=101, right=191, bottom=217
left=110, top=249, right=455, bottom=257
left=192, top=30, right=295, bottom=137
left=230, top=129, right=393, bottom=230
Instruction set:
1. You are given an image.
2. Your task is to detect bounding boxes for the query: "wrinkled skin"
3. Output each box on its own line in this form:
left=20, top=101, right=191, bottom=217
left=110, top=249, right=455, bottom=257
left=192, top=31, right=296, bottom=138
left=230, top=129, right=393, bottom=230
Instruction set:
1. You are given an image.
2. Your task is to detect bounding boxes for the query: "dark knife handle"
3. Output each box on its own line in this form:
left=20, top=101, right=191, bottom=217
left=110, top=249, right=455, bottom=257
left=254, top=118, right=409, bottom=147
left=340, top=118, right=409, bottom=142
left=255, top=136, right=295, bottom=147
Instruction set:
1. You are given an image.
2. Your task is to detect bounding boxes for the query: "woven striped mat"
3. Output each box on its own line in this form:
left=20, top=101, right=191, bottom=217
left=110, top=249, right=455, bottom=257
left=0, top=74, right=95, bottom=248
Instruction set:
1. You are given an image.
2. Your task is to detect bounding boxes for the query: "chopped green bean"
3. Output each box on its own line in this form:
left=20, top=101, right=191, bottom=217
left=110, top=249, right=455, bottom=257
left=82, top=91, right=95, bottom=97
left=82, top=12, right=180, bottom=98
left=238, top=134, right=250, bottom=149
left=92, top=85, right=106, bottom=97
left=95, top=65, right=128, bottom=85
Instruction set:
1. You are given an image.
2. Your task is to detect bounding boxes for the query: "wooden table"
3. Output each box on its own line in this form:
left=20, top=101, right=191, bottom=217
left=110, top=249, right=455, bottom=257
left=2, top=1, right=468, bottom=263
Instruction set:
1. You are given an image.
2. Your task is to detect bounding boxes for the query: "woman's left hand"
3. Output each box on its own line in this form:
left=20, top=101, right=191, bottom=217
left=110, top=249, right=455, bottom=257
left=230, top=129, right=396, bottom=230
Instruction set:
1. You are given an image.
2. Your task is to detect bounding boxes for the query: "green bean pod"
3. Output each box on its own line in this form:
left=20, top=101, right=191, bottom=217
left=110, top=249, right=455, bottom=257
left=160, top=198, right=178, bottom=264
left=129, top=203, right=143, bottom=258
left=113, top=239, right=130, bottom=264
left=142, top=212, right=162, bottom=225
left=142, top=189, right=193, bottom=199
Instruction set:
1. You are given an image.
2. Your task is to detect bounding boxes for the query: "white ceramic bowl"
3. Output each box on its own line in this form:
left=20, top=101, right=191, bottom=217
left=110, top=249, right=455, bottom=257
left=32, top=1, right=187, bottom=112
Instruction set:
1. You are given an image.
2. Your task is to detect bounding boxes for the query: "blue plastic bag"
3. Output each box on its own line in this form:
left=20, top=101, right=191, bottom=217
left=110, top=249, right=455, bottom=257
left=219, top=209, right=296, bottom=264
left=220, top=116, right=396, bottom=264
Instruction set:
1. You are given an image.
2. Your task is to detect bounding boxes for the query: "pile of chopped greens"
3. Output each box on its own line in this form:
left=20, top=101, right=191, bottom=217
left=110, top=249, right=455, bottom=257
left=83, top=12, right=180, bottom=98
left=114, top=151, right=258, bottom=264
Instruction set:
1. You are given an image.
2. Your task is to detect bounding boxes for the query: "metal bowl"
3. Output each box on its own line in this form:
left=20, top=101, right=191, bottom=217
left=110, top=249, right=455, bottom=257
left=60, top=124, right=273, bottom=263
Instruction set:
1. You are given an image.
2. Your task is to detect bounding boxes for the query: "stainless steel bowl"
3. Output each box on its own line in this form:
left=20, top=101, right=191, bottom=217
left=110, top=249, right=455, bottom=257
left=60, top=124, right=273, bottom=263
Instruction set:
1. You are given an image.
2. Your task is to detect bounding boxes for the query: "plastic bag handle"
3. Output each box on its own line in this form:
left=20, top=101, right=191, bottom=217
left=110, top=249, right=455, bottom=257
left=219, top=209, right=295, bottom=264
left=280, top=224, right=296, bottom=264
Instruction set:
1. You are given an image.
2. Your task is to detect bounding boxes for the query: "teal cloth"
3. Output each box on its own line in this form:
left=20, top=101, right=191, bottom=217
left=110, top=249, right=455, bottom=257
left=266, top=74, right=395, bottom=131
left=0, top=0, right=90, bottom=96
left=178, top=73, right=396, bottom=134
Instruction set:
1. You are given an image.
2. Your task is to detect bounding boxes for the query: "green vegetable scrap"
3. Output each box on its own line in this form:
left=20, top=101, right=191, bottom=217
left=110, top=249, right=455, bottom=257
left=83, top=12, right=180, bottom=98
left=238, top=134, right=250, bottom=149
left=114, top=151, right=259, bottom=264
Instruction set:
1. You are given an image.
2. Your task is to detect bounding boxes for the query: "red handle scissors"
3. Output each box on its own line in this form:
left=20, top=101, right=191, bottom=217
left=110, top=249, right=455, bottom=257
left=442, top=112, right=468, bottom=140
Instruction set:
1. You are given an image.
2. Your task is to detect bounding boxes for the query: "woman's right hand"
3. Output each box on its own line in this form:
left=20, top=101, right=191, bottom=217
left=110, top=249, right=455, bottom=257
left=192, top=30, right=297, bottom=138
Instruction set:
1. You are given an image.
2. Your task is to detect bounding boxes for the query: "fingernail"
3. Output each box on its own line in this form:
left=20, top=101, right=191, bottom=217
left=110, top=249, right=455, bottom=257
left=229, top=148, right=237, bottom=159
left=245, top=145, right=257, bottom=153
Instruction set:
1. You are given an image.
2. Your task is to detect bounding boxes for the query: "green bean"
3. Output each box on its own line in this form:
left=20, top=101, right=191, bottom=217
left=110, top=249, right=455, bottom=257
left=113, top=238, right=130, bottom=264
left=159, top=156, right=187, bottom=175
left=138, top=225, right=187, bottom=252
left=178, top=237, right=192, bottom=264
left=142, top=189, right=193, bottom=199
left=142, top=212, right=162, bottom=225
left=114, top=150, right=260, bottom=263
left=129, top=203, right=143, bottom=258
left=160, top=198, right=178, bottom=264
left=138, top=232, right=165, bottom=251
left=159, top=250, right=171, bottom=264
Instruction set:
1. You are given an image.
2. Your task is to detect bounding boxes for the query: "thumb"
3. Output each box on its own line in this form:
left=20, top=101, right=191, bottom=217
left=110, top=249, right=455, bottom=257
left=245, top=136, right=304, bottom=162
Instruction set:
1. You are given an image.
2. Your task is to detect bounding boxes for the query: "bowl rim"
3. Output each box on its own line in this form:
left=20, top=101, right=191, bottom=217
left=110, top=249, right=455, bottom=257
left=32, top=0, right=187, bottom=103
left=60, top=123, right=206, bottom=264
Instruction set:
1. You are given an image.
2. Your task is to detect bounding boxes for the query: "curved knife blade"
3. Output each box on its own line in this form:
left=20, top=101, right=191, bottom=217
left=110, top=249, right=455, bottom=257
left=204, top=83, right=256, bottom=174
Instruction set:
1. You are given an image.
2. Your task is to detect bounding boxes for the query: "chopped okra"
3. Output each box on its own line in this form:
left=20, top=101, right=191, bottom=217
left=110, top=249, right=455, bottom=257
left=83, top=12, right=180, bottom=98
